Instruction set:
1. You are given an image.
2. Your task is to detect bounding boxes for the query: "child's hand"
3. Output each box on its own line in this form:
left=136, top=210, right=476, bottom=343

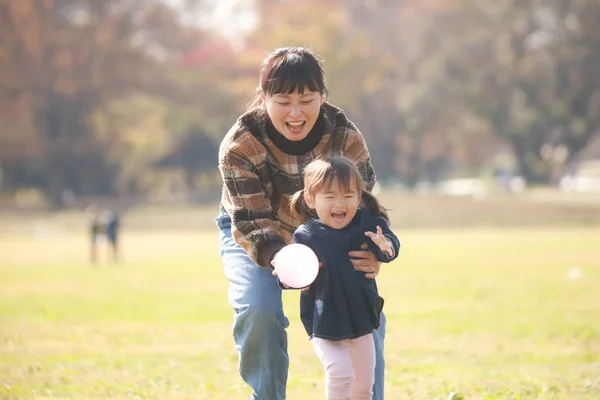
left=271, top=254, right=278, bottom=274
left=365, top=226, right=394, bottom=257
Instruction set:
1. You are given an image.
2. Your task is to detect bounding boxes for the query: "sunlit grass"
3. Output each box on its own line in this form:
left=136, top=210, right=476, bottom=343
left=1, top=227, right=599, bottom=399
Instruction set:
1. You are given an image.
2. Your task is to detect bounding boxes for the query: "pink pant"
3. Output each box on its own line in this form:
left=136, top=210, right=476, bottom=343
left=312, top=333, right=376, bottom=400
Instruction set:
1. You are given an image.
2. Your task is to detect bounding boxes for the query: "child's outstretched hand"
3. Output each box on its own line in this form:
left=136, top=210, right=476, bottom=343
left=365, top=226, right=394, bottom=257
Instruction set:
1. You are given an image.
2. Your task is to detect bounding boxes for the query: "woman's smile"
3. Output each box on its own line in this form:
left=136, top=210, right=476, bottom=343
left=286, top=120, right=306, bottom=135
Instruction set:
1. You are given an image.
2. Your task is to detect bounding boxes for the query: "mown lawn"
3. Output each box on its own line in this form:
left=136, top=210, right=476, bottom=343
left=1, top=226, right=599, bottom=399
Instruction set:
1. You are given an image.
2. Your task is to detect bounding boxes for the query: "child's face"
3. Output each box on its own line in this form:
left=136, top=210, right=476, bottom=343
left=305, top=179, right=360, bottom=229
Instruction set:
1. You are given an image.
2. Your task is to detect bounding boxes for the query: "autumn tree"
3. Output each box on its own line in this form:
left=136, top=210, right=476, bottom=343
left=446, top=0, right=600, bottom=182
left=0, top=0, right=195, bottom=206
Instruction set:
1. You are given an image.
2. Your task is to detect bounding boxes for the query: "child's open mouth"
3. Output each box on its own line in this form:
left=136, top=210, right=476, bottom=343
left=331, top=212, right=346, bottom=222
left=286, top=121, right=305, bottom=134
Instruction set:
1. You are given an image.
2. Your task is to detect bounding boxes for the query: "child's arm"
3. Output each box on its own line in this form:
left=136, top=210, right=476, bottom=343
left=365, top=225, right=395, bottom=257
left=364, top=216, right=400, bottom=263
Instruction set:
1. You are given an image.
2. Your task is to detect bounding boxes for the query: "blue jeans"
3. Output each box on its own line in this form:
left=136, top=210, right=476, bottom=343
left=217, top=210, right=386, bottom=400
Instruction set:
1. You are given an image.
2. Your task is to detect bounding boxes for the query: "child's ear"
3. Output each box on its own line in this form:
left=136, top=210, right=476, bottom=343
left=303, top=191, right=315, bottom=209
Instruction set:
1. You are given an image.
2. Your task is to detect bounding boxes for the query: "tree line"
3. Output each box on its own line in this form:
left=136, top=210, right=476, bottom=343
left=1, top=0, right=598, bottom=207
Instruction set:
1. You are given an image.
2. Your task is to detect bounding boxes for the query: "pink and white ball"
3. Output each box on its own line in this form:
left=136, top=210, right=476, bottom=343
left=274, top=244, right=319, bottom=289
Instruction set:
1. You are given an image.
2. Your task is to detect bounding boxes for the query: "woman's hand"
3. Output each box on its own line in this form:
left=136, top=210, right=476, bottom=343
left=349, top=243, right=381, bottom=279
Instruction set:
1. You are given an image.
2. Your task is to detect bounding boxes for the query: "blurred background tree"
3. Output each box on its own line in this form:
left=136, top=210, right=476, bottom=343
left=446, top=0, right=600, bottom=184
left=0, top=0, right=197, bottom=206
left=0, top=0, right=598, bottom=208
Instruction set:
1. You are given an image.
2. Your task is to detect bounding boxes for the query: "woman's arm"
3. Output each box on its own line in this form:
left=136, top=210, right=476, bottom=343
left=343, top=127, right=377, bottom=192
left=219, top=133, right=287, bottom=268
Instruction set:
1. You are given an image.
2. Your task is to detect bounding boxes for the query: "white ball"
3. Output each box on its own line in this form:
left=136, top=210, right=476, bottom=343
left=274, top=244, right=319, bottom=289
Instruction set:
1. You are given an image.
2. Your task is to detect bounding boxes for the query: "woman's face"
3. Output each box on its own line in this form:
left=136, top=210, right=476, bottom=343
left=263, top=89, right=324, bottom=141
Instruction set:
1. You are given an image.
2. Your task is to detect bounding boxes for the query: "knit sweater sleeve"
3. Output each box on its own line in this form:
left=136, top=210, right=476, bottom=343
left=343, top=125, right=377, bottom=192
left=218, top=127, right=287, bottom=269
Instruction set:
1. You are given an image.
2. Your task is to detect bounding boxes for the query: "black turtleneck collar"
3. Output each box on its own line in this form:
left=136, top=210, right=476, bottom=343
left=266, top=108, right=325, bottom=156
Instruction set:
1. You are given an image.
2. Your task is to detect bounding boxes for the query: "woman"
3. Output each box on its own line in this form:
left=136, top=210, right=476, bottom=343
left=217, top=47, right=387, bottom=400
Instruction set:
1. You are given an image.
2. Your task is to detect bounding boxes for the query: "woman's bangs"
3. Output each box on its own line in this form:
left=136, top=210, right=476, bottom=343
left=266, top=60, right=322, bottom=95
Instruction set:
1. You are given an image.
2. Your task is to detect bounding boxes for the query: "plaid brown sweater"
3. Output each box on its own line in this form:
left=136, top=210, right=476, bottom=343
left=218, top=102, right=376, bottom=268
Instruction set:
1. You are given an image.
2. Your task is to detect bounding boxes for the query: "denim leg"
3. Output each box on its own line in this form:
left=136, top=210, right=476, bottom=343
left=217, top=213, right=289, bottom=400
left=372, top=311, right=386, bottom=400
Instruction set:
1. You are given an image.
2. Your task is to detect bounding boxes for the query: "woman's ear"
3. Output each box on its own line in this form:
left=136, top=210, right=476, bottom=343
left=303, top=191, right=315, bottom=209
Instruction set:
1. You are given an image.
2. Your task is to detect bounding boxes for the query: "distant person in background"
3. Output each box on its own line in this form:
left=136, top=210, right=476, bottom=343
left=216, top=47, right=386, bottom=400
left=86, top=204, right=120, bottom=265
left=61, top=188, right=77, bottom=208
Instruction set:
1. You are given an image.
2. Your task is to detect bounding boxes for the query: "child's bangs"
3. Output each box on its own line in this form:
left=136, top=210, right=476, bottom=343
left=266, top=58, right=323, bottom=95
left=316, top=164, right=359, bottom=194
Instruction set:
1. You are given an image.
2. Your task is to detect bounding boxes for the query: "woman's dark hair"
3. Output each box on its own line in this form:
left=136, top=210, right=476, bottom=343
left=290, top=155, right=389, bottom=224
left=248, top=47, right=328, bottom=109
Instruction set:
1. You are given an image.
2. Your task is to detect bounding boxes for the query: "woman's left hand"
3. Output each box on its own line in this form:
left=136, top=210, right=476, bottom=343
left=349, top=243, right=381, bottom=279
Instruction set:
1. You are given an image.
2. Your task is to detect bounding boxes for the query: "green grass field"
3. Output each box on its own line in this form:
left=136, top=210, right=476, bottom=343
left=1, top=216, right=599, bottom=399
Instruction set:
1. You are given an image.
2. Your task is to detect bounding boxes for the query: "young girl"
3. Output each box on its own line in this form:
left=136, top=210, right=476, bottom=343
left=284, top=155, right=400, bottom=400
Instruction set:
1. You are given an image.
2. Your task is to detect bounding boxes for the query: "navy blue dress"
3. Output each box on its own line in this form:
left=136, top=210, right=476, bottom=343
left=292, top=208, right=400, bottom=341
